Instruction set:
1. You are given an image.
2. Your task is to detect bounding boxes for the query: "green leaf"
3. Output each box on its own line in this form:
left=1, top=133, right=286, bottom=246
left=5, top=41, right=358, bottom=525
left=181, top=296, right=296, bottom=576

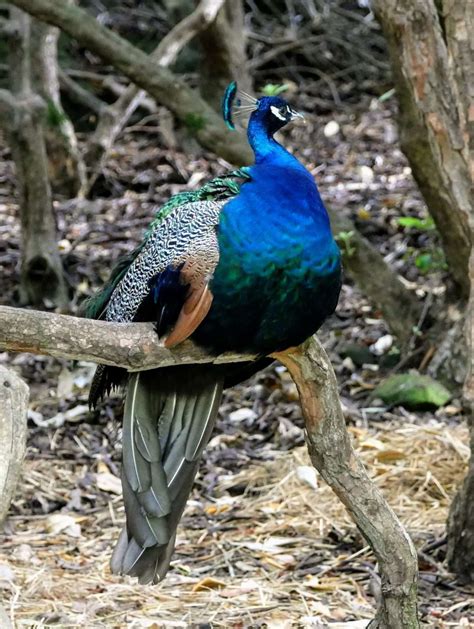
left=397, top=216, right=435, bottom=231
left=373, top=373, right=451, bottom=409
left=335, top=230, right=356, bottom=257
left=261, top=83, right=289, bottom=96
left=415, top=253, right=433, bottom=272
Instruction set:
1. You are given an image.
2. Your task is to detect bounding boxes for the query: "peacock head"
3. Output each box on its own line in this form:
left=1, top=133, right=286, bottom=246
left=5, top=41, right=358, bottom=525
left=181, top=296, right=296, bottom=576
left=222, top=82, right=303, bottom=134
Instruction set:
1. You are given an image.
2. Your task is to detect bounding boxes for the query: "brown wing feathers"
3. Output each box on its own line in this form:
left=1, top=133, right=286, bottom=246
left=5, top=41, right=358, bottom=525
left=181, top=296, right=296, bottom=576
left=164, top=259, right=214, bottom=348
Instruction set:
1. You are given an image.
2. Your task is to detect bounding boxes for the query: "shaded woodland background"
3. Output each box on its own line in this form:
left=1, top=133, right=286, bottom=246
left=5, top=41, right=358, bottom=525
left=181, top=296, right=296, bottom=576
left=0, top=0, right=472, bottom=626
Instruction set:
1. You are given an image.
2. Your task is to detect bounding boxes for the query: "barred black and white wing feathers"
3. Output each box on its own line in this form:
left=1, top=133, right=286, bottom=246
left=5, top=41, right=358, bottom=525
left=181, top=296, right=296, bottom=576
left=105, top=199, right=223, bottom=327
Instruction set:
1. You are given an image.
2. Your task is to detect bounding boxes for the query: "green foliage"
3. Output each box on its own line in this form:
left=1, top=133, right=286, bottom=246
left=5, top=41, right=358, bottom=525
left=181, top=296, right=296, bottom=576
left=398, top=215, right=447, bottom=274
left=397, top=216, right=435, bottom=231
left=414, top=250, right=447, bottom=274
left=335, top=230, right=356, bottom=257
left=45, top=99, right=67, bottom=128
left=184, top=113, right=205, bottom=132
left=261, top=83, right=289, bottom=97
left=373, top=373, right=451, bottom=409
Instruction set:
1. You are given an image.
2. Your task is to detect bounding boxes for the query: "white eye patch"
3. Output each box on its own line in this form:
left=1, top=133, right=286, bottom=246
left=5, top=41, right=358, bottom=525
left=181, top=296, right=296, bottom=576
left=270, top=105, right=288, bottom=121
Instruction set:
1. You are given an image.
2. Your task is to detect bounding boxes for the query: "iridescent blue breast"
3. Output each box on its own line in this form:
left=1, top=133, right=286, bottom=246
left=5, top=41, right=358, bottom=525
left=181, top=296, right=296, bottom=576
left=192, top=161, right=342, bottom=354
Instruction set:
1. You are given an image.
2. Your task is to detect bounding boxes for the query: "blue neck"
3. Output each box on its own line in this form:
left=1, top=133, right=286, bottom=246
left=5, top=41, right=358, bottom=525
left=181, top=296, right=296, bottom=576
left=247, top=117, right=297, bottom=166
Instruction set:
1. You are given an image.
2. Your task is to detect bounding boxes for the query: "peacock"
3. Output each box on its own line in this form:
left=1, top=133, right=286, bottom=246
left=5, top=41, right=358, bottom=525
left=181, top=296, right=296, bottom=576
left=85, top=83, right=342, bottom=584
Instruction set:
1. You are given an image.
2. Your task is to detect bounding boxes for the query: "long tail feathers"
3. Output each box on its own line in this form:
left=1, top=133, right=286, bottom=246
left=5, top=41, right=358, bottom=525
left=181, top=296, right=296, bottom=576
left=110, top=366, right=223, bottom=584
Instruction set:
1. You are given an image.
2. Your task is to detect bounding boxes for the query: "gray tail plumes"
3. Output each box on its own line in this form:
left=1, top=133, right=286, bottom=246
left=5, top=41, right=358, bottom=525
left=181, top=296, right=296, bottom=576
left=111, top=365, right=224, bottom=584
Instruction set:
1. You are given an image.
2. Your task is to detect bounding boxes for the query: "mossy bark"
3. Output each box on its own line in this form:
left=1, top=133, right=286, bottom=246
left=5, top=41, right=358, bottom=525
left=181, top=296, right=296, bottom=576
left=30, top=10, right=86, bottom=198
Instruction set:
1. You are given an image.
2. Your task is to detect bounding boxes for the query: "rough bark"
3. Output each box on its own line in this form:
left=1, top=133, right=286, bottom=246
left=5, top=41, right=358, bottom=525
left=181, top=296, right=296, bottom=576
left=30, top=9, right=85, bottom=197
left=7, top=0, right=254, bottom=166
left=372, top=3, right=473, bottom=575
left=445, top=154, right=474, bottom=581
left=373, top=0, right=471, bottom=300
left=0, top=304, right=419, bottom=625
left=0, top=366, right=28, bottom=525
left=199, top=0, right=252, bottom=111
left=1, top=8, right=68, bottom=307
left=83, top=0, right=227, bottom=194
left=58, top=67, right=105, bottom=116
left=0, top=305, right=256, bottom=370
left=274, top=341, right=420, bottom=628
left=447, top=405, right=474, bottom=582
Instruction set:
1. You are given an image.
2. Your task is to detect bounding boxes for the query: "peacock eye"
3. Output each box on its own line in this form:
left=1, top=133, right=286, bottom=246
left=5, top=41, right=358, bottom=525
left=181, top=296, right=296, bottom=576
left=279, top=106, right=287, bottom=116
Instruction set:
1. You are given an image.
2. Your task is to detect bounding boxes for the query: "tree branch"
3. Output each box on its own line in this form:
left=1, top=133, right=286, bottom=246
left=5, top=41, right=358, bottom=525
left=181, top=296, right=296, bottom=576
left=58, top=67, right=104, bottom=115
left=8, top=0, right=253, bottom=165
left=0, top=304, right=420, bottom=626
left=329, top=209, right=424, bottom=347
left=275, top=342, right=420, bottom=628
left=0, top=305, right=256, bottom=370
left=83, top=0, right=227, bottom=192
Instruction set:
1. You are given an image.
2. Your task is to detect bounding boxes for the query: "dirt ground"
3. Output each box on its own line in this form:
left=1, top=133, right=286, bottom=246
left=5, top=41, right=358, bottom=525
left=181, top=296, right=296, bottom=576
left=0, top=96, right=472, bottom=627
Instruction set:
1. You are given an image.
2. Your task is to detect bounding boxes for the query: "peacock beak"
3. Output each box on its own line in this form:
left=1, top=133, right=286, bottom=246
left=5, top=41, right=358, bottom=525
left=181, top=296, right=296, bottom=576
left=289, top=108, right=305, bottom=122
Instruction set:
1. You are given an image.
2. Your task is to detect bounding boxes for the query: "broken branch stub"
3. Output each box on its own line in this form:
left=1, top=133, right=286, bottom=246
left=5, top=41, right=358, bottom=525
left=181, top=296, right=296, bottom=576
left=0, top=366, right=29, bottom=525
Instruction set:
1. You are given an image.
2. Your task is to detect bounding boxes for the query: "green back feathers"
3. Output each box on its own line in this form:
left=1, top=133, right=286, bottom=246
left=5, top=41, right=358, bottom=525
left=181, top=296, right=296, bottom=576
left=146, top=168, right=250, bottom=237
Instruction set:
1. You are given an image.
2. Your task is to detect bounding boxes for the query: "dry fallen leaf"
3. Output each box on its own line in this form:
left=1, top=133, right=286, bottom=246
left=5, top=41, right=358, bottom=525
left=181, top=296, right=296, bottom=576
left=45, top=514, right=81, bottom=538
left=95, top=472, right=122, bottom=494
left=375, top=449, right=406, bottom=463
left=192, top=577, right=226, bottom=592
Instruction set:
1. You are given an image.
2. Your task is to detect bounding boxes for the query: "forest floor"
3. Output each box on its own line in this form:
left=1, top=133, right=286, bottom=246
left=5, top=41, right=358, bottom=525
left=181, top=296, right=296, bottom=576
left=0, top=96, right=472, bottom=628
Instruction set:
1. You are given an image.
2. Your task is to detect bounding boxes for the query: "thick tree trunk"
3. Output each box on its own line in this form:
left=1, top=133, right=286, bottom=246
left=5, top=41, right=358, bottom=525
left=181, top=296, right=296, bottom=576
left=373, top=0, right=471, bottom=301
left=1, top=8, right=68, bottom=307
left=373, top=0, right=473, bottom=581
left=30, top=12, right=85, bottom=197
left=447, top=408, right=474, bottom=582
left=445, top=179, right=474, bottom=582
left=199, top=0, right=252, bottom=111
